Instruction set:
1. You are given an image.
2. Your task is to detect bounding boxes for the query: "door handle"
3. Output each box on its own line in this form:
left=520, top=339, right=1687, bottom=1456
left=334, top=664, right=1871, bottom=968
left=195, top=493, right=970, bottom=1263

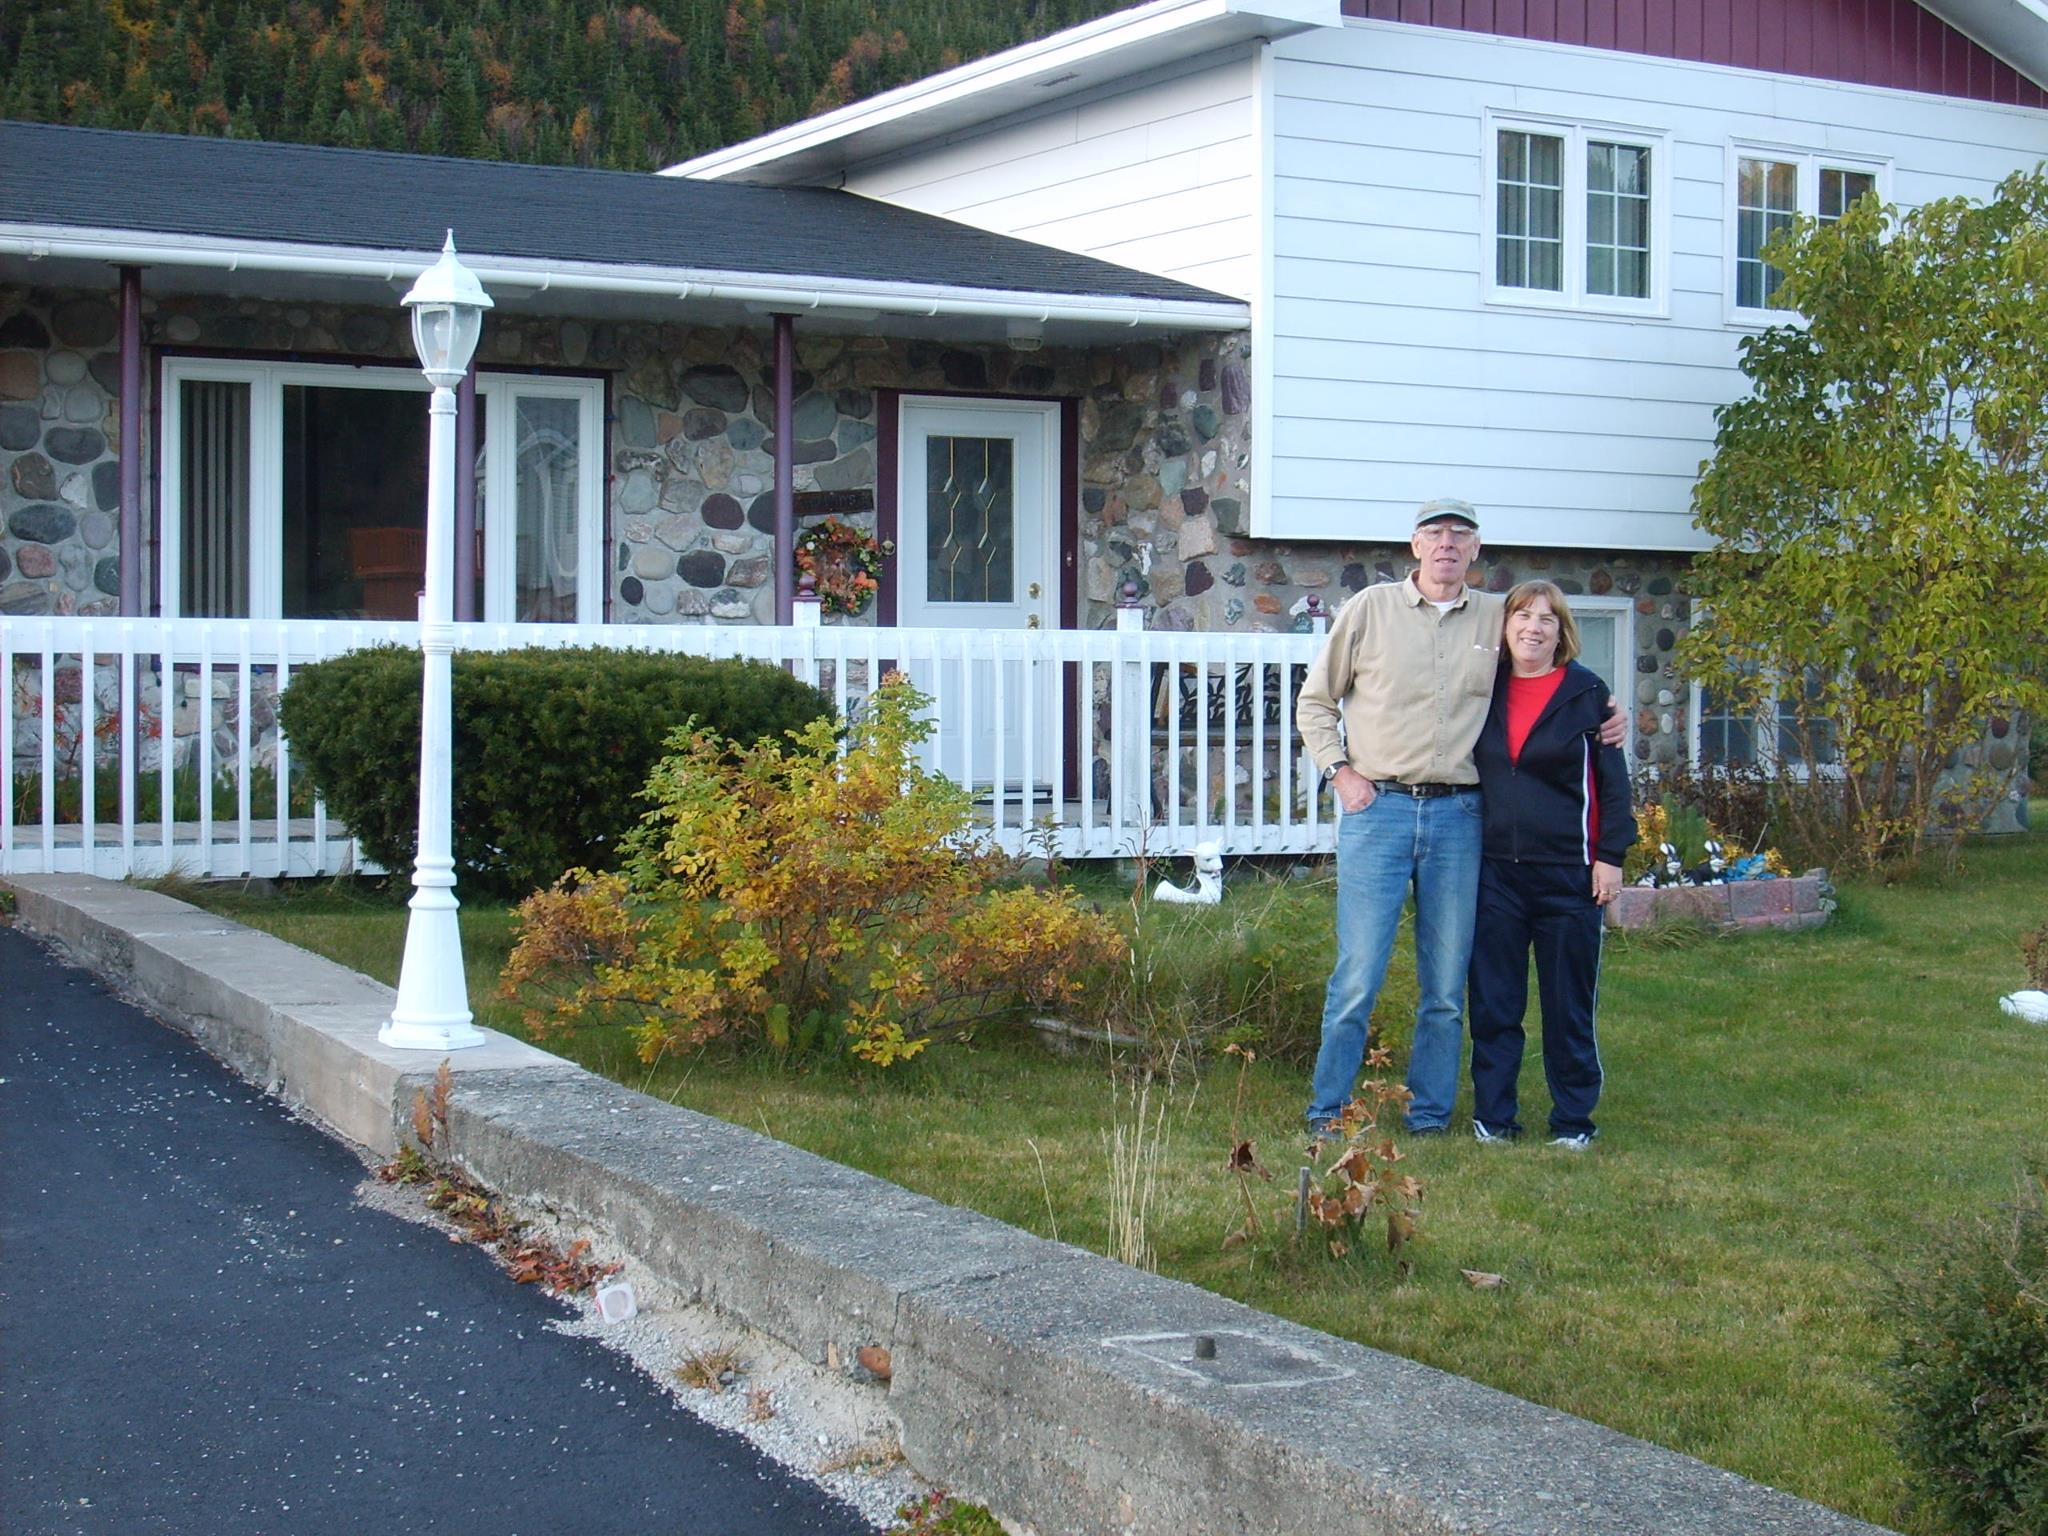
left=1027, top=614, right=1041, bottom=629
left=1028, top=582, right=1042, bottom=598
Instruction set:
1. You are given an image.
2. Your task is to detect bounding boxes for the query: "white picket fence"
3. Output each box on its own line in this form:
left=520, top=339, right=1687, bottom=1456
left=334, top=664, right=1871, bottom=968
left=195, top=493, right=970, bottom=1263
left=1, top=612, right=1338, bottom=879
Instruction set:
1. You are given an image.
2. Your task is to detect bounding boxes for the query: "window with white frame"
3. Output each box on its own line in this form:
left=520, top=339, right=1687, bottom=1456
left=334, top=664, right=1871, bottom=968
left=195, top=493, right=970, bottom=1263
left=1730, top=149, right=1883, bottom=315
left=158, top=359, right=606, bottom=623
left=1692, top=668, right=1839, bottom=775
left=1486, top=116, right=1669, bottom=314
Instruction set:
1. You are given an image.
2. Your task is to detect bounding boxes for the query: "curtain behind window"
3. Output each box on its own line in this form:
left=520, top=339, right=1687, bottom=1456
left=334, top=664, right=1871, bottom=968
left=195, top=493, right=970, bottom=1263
left=179, top=379, right=251, bottom=618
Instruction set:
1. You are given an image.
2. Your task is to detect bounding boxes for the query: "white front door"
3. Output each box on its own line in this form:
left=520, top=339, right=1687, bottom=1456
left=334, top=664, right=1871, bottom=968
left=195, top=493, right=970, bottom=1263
left=897, top=397, right=1061, bottom=795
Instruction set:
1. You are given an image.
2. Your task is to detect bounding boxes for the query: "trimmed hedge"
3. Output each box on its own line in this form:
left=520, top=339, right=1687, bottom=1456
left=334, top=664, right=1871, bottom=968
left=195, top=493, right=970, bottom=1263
left=278, top=645, right=830, bottom=896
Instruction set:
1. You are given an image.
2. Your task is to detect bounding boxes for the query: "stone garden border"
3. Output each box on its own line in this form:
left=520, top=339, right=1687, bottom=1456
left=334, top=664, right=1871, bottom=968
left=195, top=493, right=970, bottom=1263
left=1606, top=872, right=1830, bottom=933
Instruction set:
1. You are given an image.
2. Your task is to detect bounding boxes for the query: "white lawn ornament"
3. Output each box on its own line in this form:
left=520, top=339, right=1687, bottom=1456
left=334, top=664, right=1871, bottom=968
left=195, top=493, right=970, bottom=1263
left=1155, top=842, right=1224, bottom=905
left=1999, top=990, right=2048, bottom=1024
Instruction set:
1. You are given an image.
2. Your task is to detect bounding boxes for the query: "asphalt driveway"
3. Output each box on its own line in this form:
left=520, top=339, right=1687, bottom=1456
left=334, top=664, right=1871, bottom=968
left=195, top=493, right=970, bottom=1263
left=0, top=923, right=875, bottom=1536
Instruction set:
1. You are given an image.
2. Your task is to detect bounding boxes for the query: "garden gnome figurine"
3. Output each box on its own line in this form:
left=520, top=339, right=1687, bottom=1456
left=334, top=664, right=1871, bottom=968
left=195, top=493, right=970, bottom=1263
left=1155, top=842, right=1224, bottom=905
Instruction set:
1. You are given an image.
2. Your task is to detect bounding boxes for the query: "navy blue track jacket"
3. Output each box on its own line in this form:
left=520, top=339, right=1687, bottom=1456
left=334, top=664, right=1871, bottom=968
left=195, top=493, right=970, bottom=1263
left=1473, top=659, right=1635, bottom=869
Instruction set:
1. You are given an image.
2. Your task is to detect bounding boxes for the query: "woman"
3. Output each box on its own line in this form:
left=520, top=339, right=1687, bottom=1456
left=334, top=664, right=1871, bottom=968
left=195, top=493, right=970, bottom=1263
left=1467, top=581, right=1633, bottom=1150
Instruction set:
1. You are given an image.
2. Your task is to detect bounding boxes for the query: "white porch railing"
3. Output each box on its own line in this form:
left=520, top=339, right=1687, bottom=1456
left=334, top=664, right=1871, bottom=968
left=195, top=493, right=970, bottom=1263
left=2, top=612, right=1338, bottom=879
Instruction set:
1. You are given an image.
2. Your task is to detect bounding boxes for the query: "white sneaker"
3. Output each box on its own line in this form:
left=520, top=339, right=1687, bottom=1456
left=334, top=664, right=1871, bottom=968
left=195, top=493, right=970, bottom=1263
left=1472, top=1122, right=1515, bottom=1146
left=1548, top=1132, right=1595, bottom=1151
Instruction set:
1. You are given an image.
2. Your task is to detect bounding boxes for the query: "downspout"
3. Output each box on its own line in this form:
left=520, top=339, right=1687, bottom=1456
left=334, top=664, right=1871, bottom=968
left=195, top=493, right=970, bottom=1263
left=455, top=363, right=478, bottom=622
left=117, top=265, right=142, bottom=616
left=773, top=313, right=795, bottom=626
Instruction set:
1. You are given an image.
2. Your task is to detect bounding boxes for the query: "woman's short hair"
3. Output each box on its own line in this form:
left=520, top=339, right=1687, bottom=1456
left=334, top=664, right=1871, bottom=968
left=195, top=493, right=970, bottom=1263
left=1503, top=579, right=1581, bottom=666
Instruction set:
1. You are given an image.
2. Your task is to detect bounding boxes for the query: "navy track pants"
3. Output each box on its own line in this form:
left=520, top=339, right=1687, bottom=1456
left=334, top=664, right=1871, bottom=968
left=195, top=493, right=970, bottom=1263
left=1467, top=857, right=1606, bottom=1139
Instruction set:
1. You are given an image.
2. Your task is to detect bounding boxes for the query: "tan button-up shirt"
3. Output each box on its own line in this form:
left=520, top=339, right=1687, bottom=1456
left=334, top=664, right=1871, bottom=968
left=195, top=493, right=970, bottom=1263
left=1296, top=576, right=1504, bottom=786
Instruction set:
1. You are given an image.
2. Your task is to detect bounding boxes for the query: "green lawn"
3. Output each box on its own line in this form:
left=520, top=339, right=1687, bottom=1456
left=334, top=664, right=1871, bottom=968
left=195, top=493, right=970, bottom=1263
left=178, top=819, right=2048, bottom=1533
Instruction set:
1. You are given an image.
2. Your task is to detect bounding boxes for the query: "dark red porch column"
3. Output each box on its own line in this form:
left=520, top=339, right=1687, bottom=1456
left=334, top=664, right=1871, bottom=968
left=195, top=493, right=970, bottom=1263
left=773, top=312, right=795, bottom=625
left=117, top=265, right=142, bottom=615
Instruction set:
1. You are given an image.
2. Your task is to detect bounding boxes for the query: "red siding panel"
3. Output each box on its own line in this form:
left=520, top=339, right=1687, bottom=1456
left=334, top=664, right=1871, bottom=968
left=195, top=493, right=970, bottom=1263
left=1337, top=0, right=2048, bottom=106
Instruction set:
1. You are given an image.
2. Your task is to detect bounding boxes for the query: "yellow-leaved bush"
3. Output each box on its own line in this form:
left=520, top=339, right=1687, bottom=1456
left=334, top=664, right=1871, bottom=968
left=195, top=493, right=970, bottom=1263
left=500, top=673, right=1125, bottom=1065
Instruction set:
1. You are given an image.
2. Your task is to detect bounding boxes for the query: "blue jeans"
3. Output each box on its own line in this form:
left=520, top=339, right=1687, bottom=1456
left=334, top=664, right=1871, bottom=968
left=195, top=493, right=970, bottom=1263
left=1306, top=788, right=1482, bottom=1132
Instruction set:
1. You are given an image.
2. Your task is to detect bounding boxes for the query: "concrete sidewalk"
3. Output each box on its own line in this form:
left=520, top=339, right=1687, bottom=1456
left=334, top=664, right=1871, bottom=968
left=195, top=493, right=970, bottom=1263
left=2, top=873, right=1898, bottom=1536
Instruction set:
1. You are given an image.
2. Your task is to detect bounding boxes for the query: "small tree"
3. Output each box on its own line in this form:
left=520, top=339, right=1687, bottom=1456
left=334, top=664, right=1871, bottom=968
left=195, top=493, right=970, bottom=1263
left=501, top=674, right=1125, bottom=1067
left=1684, top=171, right=2048, bottom=875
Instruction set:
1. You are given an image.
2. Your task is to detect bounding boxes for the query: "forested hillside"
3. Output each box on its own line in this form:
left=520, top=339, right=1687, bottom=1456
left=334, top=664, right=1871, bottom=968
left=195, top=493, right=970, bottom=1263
left=0, top=0, right=1129, bottom=169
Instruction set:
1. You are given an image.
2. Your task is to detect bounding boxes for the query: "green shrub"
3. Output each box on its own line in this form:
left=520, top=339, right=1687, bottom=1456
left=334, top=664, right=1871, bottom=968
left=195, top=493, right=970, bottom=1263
left=278, top=645, right=829, bottom=897
left=1885, top=1170, right=2048, bottom=1535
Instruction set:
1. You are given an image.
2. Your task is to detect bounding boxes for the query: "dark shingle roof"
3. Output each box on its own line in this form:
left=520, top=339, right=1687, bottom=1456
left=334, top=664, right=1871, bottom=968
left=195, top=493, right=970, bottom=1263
left=0, top=121, right=1237, bottom=307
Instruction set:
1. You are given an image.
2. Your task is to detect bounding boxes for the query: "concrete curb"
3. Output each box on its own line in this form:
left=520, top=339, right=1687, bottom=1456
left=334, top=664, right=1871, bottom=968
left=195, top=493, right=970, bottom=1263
left=3, top=873, right=1898, bottom=1536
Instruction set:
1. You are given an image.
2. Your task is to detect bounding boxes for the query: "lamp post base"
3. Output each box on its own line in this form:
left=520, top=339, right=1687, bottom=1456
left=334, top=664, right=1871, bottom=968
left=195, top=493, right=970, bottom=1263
left=382, top=885, right=488, bottom=1051
left=379, top=1015, right=490, bottom=1052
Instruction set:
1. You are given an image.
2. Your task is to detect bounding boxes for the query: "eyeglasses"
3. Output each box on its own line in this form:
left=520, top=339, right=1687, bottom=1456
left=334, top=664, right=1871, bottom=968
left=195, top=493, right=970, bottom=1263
left=1416, top=523, right=1478, bottom=544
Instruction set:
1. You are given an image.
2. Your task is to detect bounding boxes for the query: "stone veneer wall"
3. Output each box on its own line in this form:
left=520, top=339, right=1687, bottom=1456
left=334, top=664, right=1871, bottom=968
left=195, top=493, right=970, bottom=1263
left=1, top=283, right=1703, bottom=765
left=0, top=291, right=126, bottom=615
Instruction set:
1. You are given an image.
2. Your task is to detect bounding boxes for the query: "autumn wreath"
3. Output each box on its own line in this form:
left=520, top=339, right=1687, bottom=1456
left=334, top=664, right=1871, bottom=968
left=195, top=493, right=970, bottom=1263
left=793, top=517, right=892, bottom=617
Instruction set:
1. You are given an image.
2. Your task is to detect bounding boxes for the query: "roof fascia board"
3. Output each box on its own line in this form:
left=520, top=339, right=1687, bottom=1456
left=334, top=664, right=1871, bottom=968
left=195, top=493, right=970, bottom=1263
left=668, top=0, right=1340, bottom=186
left=0, top=224, right=1250, bottom=331
left=1920, top=0, right=2048, bottom=91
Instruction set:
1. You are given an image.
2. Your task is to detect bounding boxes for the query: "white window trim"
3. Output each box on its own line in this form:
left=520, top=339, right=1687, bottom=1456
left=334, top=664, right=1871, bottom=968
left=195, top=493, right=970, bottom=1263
left=1723, top=142, right=1890, bottom=327
left=1481, top=111, right=1673, bottom=319
left=1568, top=594, right=1636, bottom=770
left=157, top=358, right=606, bottom=623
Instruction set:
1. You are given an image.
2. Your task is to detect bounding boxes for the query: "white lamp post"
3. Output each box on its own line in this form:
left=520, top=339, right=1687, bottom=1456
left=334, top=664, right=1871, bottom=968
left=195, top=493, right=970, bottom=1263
left=383, top=232, right=493, bottom=1051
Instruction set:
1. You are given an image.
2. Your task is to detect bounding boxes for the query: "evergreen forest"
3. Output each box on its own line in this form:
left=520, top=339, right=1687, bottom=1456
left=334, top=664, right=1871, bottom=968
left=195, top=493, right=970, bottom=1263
left=0, top=0, right=1131, bottom=170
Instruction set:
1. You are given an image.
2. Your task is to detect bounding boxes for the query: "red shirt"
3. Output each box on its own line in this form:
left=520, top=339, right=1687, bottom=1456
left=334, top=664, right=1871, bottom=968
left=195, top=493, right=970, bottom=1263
left=1506, top=668, right=1600, bottom=855
left=1505, top=669, right=1566, bottom=763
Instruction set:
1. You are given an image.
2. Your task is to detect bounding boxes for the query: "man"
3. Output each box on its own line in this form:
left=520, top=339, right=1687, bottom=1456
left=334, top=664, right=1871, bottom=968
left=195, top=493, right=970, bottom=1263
left=1296, top=499, right=1625, bottom=1136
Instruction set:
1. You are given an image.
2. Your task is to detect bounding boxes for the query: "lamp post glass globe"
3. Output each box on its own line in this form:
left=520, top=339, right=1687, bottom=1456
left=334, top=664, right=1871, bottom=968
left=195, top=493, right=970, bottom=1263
left=383, top=232, right=493, bottom=1053
left=403, top=231, right=492, bottom=383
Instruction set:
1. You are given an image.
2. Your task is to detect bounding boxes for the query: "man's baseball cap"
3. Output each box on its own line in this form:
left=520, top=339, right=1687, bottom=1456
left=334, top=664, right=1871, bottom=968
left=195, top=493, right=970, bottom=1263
left=1415, top=497, right=1480, bottom=530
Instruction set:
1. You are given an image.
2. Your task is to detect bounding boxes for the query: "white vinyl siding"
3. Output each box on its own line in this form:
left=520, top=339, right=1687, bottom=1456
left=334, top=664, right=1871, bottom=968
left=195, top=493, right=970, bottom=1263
left=1259, top=19, right=2048, bottom=549
left=840, top=54, right=1259, bottom=300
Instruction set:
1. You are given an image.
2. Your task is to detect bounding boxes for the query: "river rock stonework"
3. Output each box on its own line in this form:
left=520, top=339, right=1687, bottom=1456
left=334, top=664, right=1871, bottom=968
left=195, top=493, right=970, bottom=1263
left=0, top=285, right=1705, bottom=765
left=0, top=290, right=124, bottom=618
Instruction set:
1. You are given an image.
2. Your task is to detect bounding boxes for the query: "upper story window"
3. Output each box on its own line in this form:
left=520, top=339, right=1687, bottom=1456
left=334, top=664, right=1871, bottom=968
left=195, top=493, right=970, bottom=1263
left=1730, top=148, right=1884, bottom=317
left=1485, top=114, right=1669, bottom=316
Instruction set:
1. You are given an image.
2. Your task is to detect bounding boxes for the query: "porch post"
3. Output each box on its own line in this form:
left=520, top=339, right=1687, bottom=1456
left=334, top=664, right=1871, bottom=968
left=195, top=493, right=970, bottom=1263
left=773, top=312, right=795, bottom=625
left=454, top=362, right=478, bottom=623
left=117, top=265, right=143, bottom=616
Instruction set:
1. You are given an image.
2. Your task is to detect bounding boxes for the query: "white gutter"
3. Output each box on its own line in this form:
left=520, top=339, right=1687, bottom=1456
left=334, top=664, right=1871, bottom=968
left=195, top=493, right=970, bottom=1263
left=669, top=0, right=1339, bottom=183
left=0, top=224, right=1250, bottom=332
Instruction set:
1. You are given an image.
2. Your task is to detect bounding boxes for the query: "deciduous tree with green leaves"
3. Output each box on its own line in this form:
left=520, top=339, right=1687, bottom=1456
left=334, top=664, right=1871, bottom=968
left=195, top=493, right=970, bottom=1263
left=1683, top=170, right=2048, bottom=875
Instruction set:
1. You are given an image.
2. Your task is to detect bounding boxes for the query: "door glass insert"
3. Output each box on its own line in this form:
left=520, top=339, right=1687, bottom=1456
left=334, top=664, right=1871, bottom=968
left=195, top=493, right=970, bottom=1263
left=282, top=384, right=428, bottom=619
left=924, top=436, right=1014, bottom=604
left=513, top=395, right=581, bottom=622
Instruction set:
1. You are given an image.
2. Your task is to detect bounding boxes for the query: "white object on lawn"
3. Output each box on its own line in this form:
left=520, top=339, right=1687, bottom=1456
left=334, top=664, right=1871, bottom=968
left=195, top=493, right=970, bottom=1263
left=1999, top=990, right=2048, bottom=1024
left=1154, top=841, right=1223, bottom=905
